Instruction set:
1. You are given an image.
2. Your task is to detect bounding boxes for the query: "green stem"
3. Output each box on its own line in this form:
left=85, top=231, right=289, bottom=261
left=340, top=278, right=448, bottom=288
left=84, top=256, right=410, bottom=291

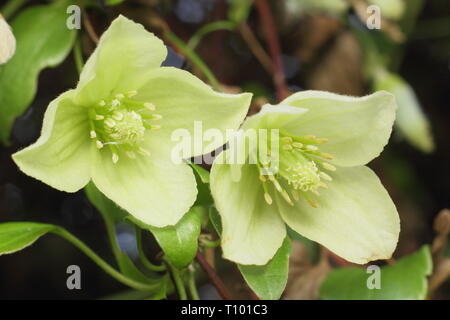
left=103, top=216, right=123, bottom=265
left=187, top=265, right=200, bottom=300
left=135, top=227, right=166, bottom=272
left=52, top=227, right=160, bottom=291
left=73, top=38, right=84, bottom=75
left=165, top=31, right=221, bottom=91
left=187, top=20, right=236, bottom=50
left=1, top=0, right=29, bottom=19
left=164, top=258, right=187, bottom=300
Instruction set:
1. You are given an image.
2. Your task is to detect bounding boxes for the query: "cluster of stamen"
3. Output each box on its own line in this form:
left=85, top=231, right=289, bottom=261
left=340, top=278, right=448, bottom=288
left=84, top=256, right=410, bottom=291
left=258, top=132, right=336, bottom=208
left=88, top=90, right=162, bottom=163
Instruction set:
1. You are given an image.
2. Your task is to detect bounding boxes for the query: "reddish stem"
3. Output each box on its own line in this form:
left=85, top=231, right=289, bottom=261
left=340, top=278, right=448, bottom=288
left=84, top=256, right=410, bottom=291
left=254, top=0, right=289, bottom=102
left=196, top=252, right=232, bottom=300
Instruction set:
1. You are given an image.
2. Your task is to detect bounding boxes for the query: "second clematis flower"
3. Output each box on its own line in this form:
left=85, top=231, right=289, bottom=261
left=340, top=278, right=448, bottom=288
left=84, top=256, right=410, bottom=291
left=13, top=16, right=251, bottom=227
left=211, top=91, right=400, bottom=265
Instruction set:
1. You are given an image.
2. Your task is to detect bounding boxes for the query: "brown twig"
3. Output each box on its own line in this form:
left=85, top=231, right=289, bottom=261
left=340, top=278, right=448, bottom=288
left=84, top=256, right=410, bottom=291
left=83, top=11, right=99, bottom=44
left=239, top=23, right=273, bottom=74
left=254, top=0, right=289, bottom=102
left=196, top=251, right=232, bottom=300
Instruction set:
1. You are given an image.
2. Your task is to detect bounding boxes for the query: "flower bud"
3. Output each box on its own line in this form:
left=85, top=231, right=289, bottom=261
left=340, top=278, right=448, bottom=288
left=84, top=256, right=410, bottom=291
left=374, top=70, right=435, bottom=153
left=0, top=14, right=15, bottom=64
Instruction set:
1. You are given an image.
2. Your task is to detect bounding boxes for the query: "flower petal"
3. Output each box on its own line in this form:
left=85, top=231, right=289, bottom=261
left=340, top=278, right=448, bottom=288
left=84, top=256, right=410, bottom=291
left=12, top=90, right=91, bottom=192
left=242, top=104, right=308, bottom=130
left=276, top=166, right=399, bottom=264
left=211, top=156, right=286, bottom=265
left=90, top=143, right=197, bottom=228
left=75, top=15, right=167, bottom=106
left=132, top=67, right=252, bottom=158
left=281, top=91, right=397, bottom=167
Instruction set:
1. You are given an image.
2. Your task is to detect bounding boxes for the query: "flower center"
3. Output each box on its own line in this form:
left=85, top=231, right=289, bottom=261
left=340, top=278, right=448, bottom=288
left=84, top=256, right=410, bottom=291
left=88, top=90, right=162, bottom=163
left=257, top=132, right=336, bottom=208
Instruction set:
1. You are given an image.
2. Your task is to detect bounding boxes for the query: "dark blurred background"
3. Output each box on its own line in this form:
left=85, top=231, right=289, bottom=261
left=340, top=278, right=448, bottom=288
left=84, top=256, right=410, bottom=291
left=0, top=0, right=448, bottom=299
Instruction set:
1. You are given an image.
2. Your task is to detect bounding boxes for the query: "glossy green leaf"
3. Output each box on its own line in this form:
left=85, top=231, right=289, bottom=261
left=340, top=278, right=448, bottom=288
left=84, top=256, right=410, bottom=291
left=190, top=163, right=213, bottom=207
left=209, top=206, right=222, bottom=236
left=0, top=1, right=76, bottom=144
left=320, top=246, right=432, bottom=300
left=210, top=206, right=290, bottom=299
left=190, top=163, right=210, bottom=183
left=130, top=207, right=204, bottom=269
left=238, top=237, right=292, bottom=300
left=0, top=222, right=56, bottom=255
left=374, top=71, right=434, bottom=153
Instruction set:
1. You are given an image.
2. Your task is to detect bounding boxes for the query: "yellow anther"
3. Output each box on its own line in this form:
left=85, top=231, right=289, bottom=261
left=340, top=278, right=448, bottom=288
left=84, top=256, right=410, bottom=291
left=281, top=137, right=293, bottom=143
left=319, top=153, right=334, bottom=160
left=98, top=100, right=106, bottom=107
left=322, top=162, right=337, bottom=171
left=319, top=172, right=333, bottom=181
left=112, top=111, right=124, bottom=121
left=306, top=145, right=318, bottom=151
left=105, top=118, right=116, bottom=128
left=138, top=147, right=151, bottom=157
left=112, top=153, right=119, bottom=164
left=95, top=115, right=104, bottom=120
left=90, top=130, right=97, bottom=139
left=292, top=142, right=303, bottom=148
left=282, top=144, right=293, bottom=151
left=115, top=93, right=125, bottom=99
left=144, top=102, right=156, bottom=111
left=126, top=151, right=136, bottom=159
left=150, top=125, right=161, bottom=130
left=127, top=90, right=137, bottom=97
left=281, top=191, right=294, bottom=206
left=111, top=99, right=121, bottom=108
left=96, top=140, right=104, bottom=149
left=259, top=175, right=267, bottom=182
left=151, top=114, right=163, bottom=120
left=319, top=182, right=328, bottom=189
left=307, top=198, right=318, bottom=208
left=264, top=193, right=273, bottom=205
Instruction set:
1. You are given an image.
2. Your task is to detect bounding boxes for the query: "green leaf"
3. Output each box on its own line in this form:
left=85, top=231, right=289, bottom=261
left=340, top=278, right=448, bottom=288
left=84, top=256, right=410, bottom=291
left=374, top=71, right=435, bottom=153
left=209, top=206, right=222, bottom=236
left=129, top=207, right=204, bottom=269
left=238, top=237, right=292, bottom=300
left=190, top=163, right=213, bottom=207
left=320, top=245, right=432, bottom=300
left=0, top=222, right=167, bottom=294
left=0, top=1, right=77, bottom=144
left=0, top=222, right=56, bottom=255
left=210, top=206, right=290, bottom=300
left=190, top=163, right=210, bottom=183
